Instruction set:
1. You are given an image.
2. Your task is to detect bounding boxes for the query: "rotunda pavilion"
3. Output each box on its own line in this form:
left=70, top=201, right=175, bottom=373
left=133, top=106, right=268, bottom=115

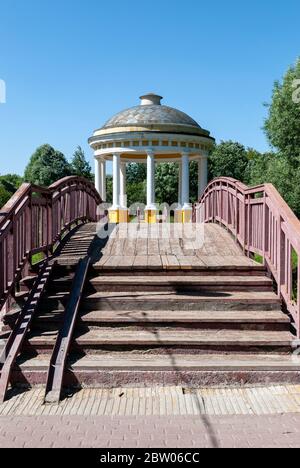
left=88, top=93, right=215, bottom=223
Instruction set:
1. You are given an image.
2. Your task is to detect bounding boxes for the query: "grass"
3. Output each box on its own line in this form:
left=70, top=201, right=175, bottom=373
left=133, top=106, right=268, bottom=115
left=31, top=252, right=45, bottom=265
left=254, top=253, right=264, bottom=264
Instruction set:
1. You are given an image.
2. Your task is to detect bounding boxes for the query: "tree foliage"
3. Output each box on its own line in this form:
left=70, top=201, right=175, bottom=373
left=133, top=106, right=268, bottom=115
left=127, top=181, right=146, bottom=206
left=126, top=163, right=147, bottom=184
left=71, top=146, right=93, bottom=180
left=0, top=184, right=10, bottom=208
left=209, top=141, right=249, bottom=181
left=24, top=144, right=72, bottom=186
left=264, top=58, right=300, bottom=161
left=246, top=152, right=300, bottom=217
left=155, top=163, right=179, bottom=206
left=0, top=173, right=23, bottom=209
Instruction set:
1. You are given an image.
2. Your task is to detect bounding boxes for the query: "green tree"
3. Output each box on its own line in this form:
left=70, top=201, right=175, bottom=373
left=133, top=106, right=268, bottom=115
left=155, top=163, right=179, bottom=206
left=106, top=175, right=113, bottom=204
left=126, top=163, right=147, bottom=184
left=190, top=161, right=199, bottom=203
left=264, top=58, right=300, bottom=162
left=124, top=161, right=199, bottom=206
left=209, top=141, right=249, bottom=181
left=245, top=151, right=300, bottom=217
left=0, top=184, right=11, bottom=208
left=244, top=149, right=271, bottom=185
left=0, top=173, right=23, bottom=190
left=24, top=144, right=72, bottom=186
left=0, top=173, right=23, bottom=208
left=71, top=146, right=93, bottom=180
left=127, top=181, right=146, bottom=206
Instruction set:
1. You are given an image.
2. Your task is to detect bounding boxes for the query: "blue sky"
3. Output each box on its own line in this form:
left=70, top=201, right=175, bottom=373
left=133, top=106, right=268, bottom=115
left=0, top=0, right=299, bottom=176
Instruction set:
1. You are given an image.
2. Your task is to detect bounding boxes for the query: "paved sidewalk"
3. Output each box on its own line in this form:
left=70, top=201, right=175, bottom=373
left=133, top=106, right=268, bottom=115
left=1, top=385, right=300, bottom=447
left=1, top=414, right=300, bottom=448
left=1, top=385, right=300, bottom=417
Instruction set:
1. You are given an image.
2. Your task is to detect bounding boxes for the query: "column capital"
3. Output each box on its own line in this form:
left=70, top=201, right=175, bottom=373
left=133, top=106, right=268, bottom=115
left=146, top=149, right=155, bottom=157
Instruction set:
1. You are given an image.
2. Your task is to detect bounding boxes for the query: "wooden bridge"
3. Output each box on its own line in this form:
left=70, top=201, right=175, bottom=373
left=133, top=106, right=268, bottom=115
left=0, top=176, right=300, bottom=403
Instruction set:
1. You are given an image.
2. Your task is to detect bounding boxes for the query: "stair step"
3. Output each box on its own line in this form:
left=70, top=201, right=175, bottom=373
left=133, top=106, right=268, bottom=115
left=87, top=275, right=273, bottom=292
left=36, top=309, right=289, bottom=324
left=79, top=291, right=281, bottom=312
left=74, top=329, right=294, bottom=347
left=12, top=352, right=300, bottom=387
left=17, top=353, right=300, bottom=372
left=94, top=264, right=267, bottom=275
left=27, top=328, right=293, bottom=349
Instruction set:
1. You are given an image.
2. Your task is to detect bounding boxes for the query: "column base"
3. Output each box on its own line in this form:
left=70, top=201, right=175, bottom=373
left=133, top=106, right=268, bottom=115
left=109, top=208, right=130, bottom=224
left=108, top=208, right=120, bottom=224
left=145, top=209, right=157, bottom=224
left=119, top=208, right=129, bottom=223
left=175, top=208, right=193, bottom=223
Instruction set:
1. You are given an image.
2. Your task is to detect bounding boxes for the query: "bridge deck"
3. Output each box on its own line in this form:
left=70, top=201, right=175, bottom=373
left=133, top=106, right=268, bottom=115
left=94, top=223, right=259, bottom=270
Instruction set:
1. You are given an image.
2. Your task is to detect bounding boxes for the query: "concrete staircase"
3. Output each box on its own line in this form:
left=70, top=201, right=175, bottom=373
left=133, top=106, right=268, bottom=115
left=10, top=262, right=299, bottom=389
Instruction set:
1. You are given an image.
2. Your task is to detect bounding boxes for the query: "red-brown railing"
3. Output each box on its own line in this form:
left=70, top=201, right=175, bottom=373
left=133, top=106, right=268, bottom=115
left=194, top=177, right=300, bottom=338
left=0, top=176, right=101, bottom=309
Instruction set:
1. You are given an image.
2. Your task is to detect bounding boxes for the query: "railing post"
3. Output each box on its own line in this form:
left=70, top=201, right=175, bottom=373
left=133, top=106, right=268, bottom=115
left=234, top=187, right=238, bottom=243
left=247, top=194, right=251, bottom=257
left=297, top=256, right=300, bottom=339
left=296, top=255, right=300, bottom=340
left=262, top=192, right=266, bottom=267
left=277, top=215, right=284, bottom=298
left=226, top=182, right=229, bottom=231
left=242, top=193, right=246, bottom=254
left=47, top=197, right=52, bottom=257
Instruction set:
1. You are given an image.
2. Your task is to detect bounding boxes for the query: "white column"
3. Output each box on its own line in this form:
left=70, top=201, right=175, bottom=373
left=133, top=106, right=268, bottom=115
left=120, top=162, right=127, bottom=208
left=198, top=156, right=208, bottom=198
left=112, top=153, right=120, bottom=208
left=95, top=158, right=102, bottom=196
left=146, top=151, right=156, bottom=209
left=101, top=160, right=106, bottom=201
left=178, top=161, right=182, bottom=206
left=181, top=152, right=190, bottom=209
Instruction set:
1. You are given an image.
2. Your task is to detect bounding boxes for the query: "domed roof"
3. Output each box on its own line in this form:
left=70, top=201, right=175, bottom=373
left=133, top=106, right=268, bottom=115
left=103, top=94, right=201, bottom=129
left=98, top=94, right=209, bottom=137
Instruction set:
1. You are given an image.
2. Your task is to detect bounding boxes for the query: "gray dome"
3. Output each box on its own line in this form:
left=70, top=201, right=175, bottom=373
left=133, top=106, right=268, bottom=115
left=102, top=105, right=201, bottom=130
left=101, top=94, right=202, bottom=131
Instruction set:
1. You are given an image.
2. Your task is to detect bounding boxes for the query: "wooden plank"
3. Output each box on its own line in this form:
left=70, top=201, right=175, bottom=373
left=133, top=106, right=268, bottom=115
left=166, top=255, right=180, bottom=270
left=102, top=255, right=123, bottom=269
left=147, top=255, right=162, bottom=270
left=44, top=256, right=91, bottom=404
left=133, top=256, right=148, bottom=269
left=117, top=256, right=135, bottom=270
left=123, top=239, right=136, bottom=256
left=148, top=239, right=160, bottom=255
